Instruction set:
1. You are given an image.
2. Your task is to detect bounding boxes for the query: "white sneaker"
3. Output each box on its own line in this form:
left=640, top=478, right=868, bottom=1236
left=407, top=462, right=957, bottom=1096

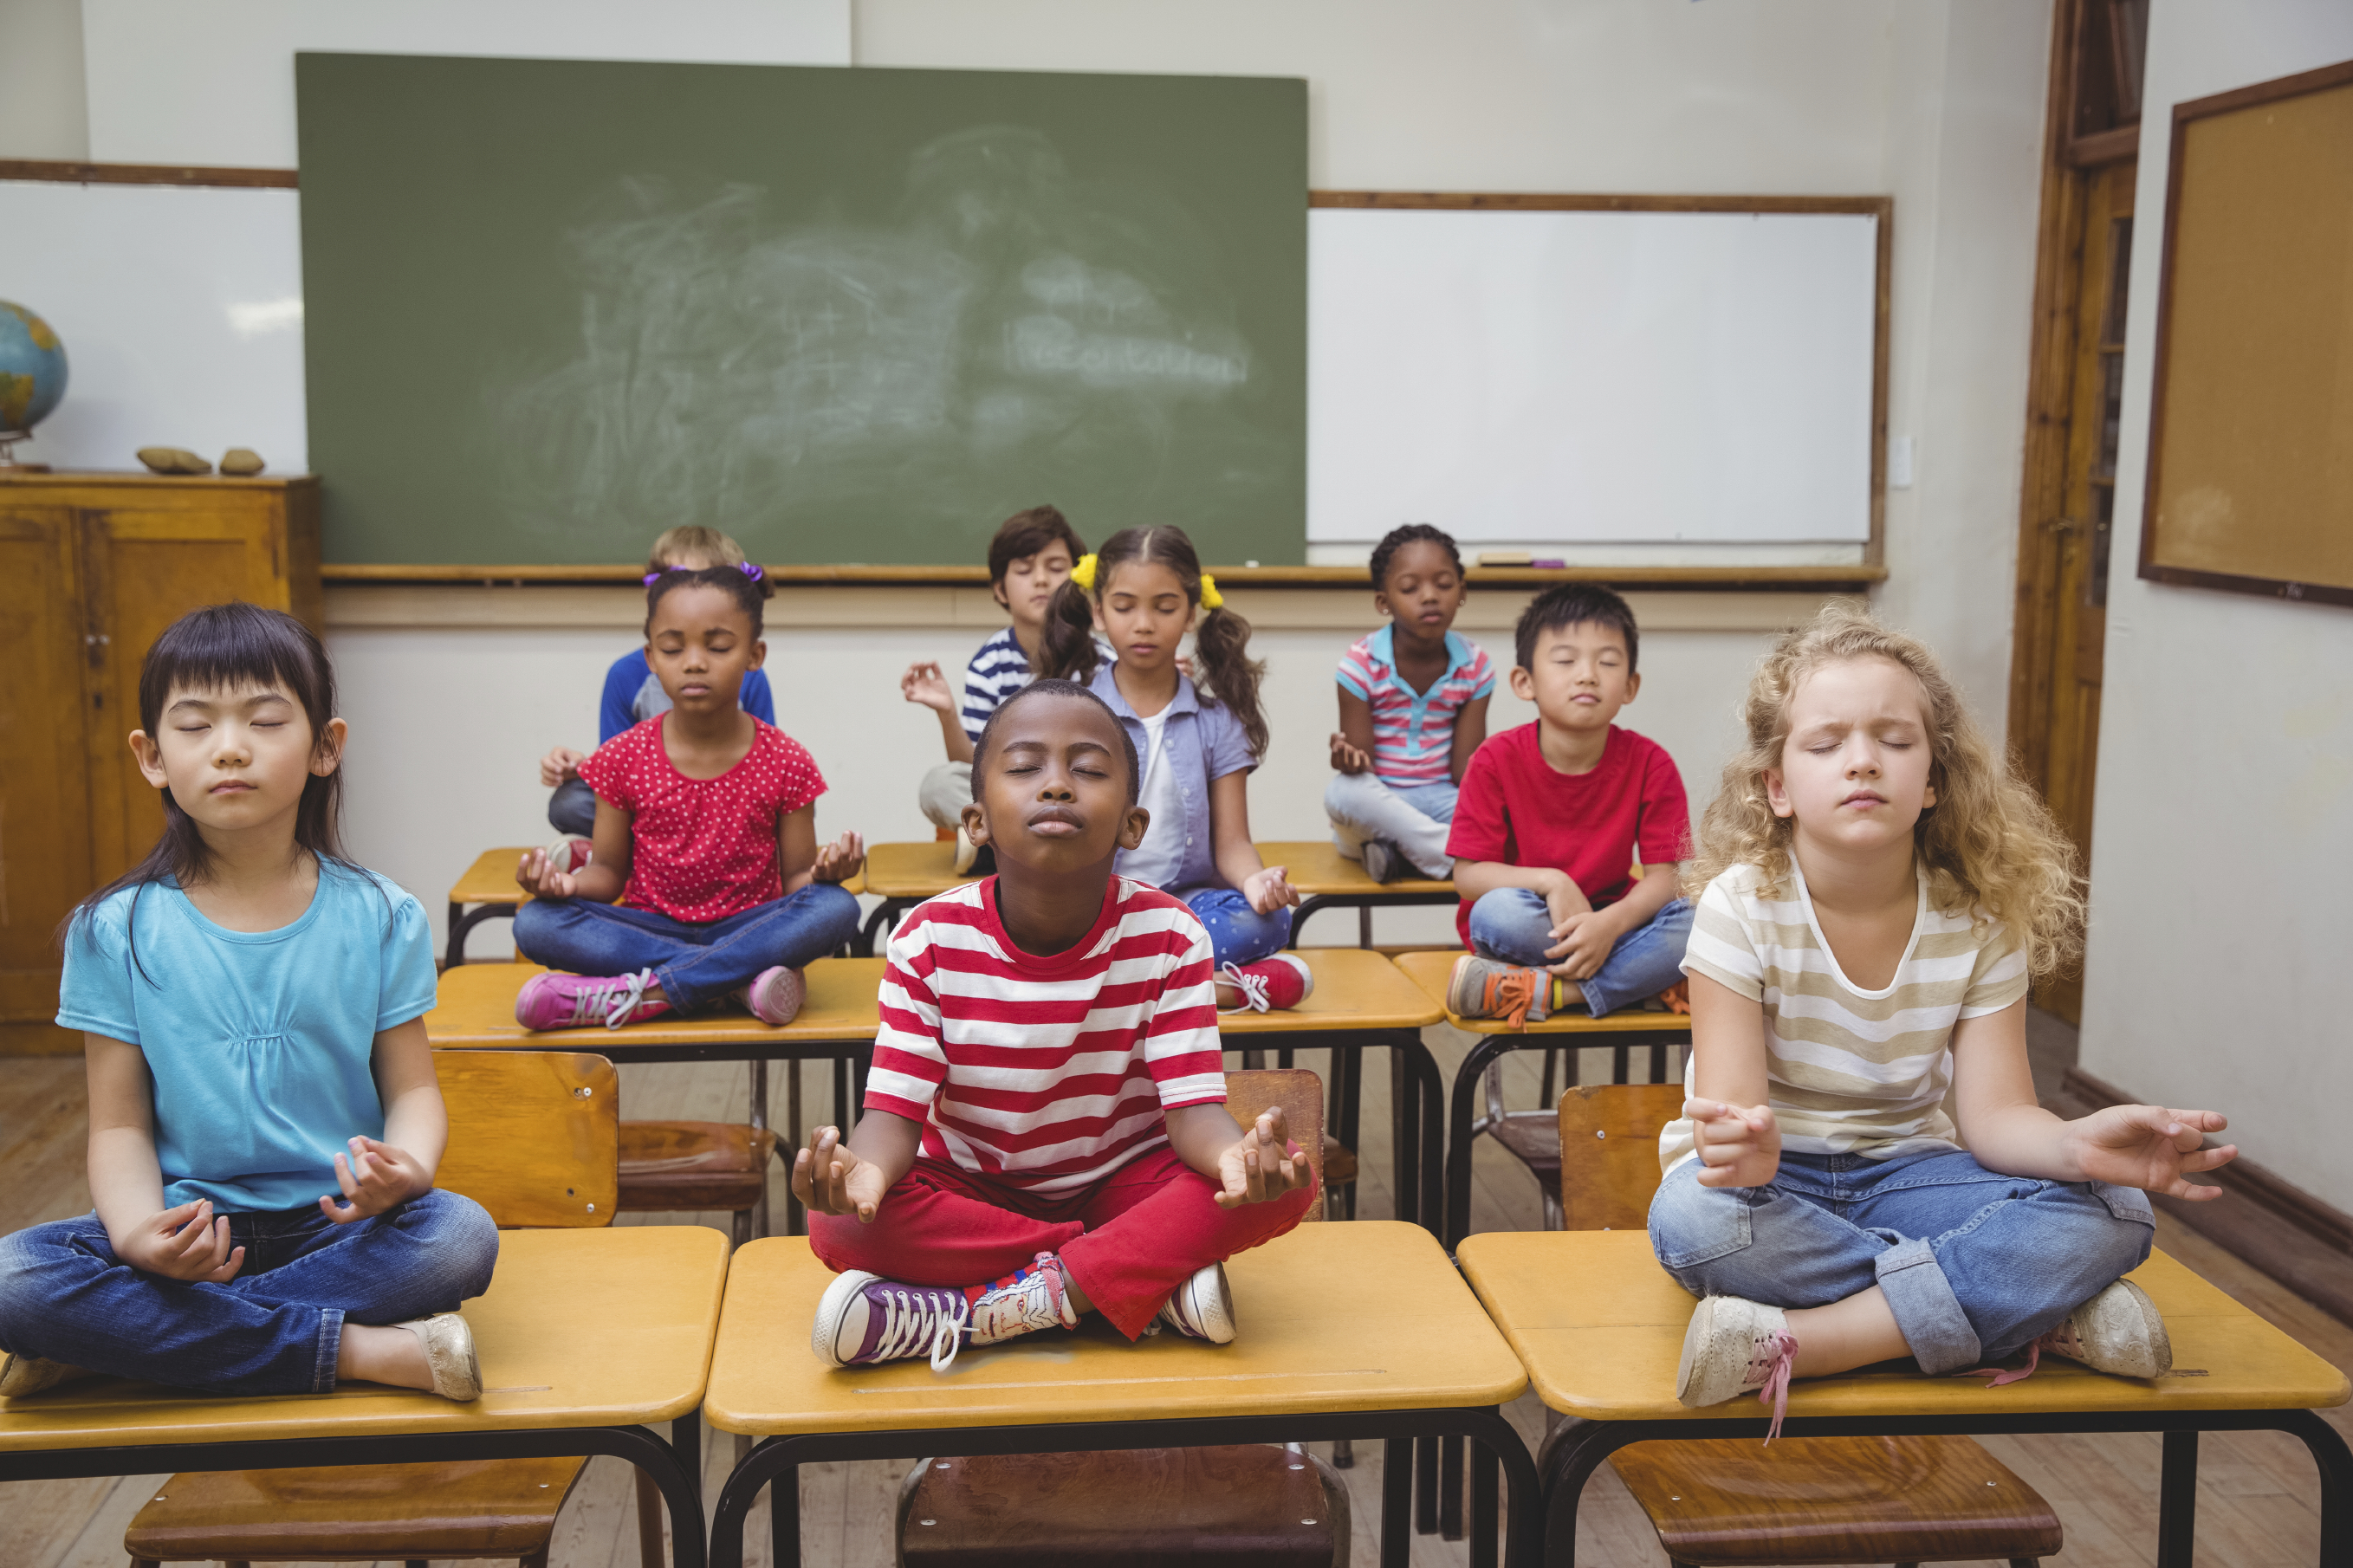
left=1675, top=1295, right=1797, bottom=1437
left=2036, top=1279, right=2172, bottom=1379
left=952, top=826, right=980, bottom=876
left=1151, top=1261, right=1237, bottom=1344
left=544, top=833, right=593, bottom=875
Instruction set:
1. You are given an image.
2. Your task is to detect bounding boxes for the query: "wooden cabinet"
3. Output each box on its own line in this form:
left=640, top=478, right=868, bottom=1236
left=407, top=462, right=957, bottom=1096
left=0, top=473, right=320, bottom=1046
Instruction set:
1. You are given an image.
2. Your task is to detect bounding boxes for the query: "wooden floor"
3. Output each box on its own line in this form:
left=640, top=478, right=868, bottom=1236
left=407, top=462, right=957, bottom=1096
left=3, top=1021, right=2347, bottom=1567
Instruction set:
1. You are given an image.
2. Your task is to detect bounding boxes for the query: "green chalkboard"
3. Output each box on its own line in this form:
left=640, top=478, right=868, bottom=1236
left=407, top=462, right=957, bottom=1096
left=295, top=54, right=1306, bottom=566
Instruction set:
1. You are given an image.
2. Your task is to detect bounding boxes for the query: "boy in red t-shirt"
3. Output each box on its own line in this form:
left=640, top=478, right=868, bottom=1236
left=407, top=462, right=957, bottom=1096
left=1444, top=585, right=1693, bottom=1025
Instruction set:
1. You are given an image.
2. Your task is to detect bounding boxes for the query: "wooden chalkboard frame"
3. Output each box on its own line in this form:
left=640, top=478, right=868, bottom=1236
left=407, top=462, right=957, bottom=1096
left=1310, top=191, right=1894, bottom=568
left=2137, top=56, right=2353, bottom=609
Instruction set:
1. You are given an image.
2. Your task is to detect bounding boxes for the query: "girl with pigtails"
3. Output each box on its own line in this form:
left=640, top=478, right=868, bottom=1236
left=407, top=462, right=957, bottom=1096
left=1037, top=527, right=1314, bottom=1013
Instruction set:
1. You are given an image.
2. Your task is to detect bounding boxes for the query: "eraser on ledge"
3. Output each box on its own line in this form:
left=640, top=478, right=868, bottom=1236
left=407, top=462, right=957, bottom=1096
left=1531, top=558, right=1565, bottom=569
left=1475, top=551, right=1534, bottom=567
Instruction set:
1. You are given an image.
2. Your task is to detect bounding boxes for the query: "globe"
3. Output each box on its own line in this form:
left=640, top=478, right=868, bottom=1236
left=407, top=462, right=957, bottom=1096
left=0, top=300, right=68, bottom=441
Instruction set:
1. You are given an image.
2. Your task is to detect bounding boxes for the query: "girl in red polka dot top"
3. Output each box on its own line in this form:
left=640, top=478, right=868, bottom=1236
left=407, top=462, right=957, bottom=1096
left=508, top=565, right=865, bottom=1030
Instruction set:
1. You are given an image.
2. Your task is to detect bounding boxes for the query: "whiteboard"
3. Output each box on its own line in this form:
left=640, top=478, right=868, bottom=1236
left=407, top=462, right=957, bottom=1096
left=1307, top=207, right=1878, bottom=545
left=0, top=181, right=307, bottom=473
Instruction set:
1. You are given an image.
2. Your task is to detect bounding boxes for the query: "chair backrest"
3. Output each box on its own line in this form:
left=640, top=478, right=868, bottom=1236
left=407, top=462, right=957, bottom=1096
left=1556, top=1083, right=1687, bottom=1231
left=1223, top=1067, right=1326, bottom=1223
left=433, top=1050, right=619, bottom=1228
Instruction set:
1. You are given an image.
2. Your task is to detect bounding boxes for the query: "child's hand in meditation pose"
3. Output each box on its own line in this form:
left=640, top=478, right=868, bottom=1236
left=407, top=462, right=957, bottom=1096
left=513, top=843, right=582, bottom=899
left=2064, top=1105, right=2236, bottom=1198
left=1687, top=1098, right=1781, bottom=1189
left=794, top=1124, right=896, bottom=1223
left=539, top=745, right=587, bottom=787
left=115, top=1197, right=248, bottom=1283
left=1242, top=864, right=1299, bottom=917
left=812, top=831, right=865, bottom=884
left=1210, top=1106, right=1313, bottom=1209
left=1328, top=732, right=1373, bottom=774
left=900, top=661, right=956, bottom=716
left=320, top=1136, right=431, bottom=1222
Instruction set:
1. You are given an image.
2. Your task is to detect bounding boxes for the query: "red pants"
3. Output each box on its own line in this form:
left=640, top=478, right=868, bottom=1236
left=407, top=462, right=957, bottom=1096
left=808, top=1145, right=1316, bottom=1341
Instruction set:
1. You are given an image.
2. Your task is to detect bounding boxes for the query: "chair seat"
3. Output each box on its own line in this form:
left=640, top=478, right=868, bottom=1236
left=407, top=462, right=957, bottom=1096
left=1610, top=1435, right=2063, bottom=1565
left=900, top=1447, right=1344, bottom=1567
left=1483, top=1111, right=1560, bottom=1192
left=126, top=1456, right=587, bottom=1558
left=618, top=1119, right=778, bottom=1211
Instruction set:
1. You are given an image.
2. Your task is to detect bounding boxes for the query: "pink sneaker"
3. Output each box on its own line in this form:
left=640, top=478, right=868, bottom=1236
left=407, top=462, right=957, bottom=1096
left=515, top=969, right=670, bottom=1031
left=1216, top=954, right=1314, bottom=1013
left=740, top=966, right=807, bottom=1027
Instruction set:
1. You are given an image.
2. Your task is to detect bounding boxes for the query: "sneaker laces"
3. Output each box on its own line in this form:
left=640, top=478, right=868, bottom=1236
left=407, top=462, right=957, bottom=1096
left=1219, top=962, right=1272, bottom=1014
left=1957, top=1323, right=2070, bottom=1388
left=966, top=1254, right=1073, bottom=1349
left=595, top=969, right=659, bottom=1030
left=1487, top=967, right=1540, bottom=1030
left=1748, top=1328, right=1799, bottom=1442
left=869, top=1285, right=972, bottom=1373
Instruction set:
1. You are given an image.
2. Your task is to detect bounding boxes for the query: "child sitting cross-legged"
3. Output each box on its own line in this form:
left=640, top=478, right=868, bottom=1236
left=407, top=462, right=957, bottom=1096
left=796, top=678, right=1316, bottom=1370
left=1447, top=584, right=1693, bottom=1024
left=1324, top=524, right=1494, bottom=884
left=1656, top=604, right=2231, bottom=1431
left=509, top=565, right=865, bottom=1030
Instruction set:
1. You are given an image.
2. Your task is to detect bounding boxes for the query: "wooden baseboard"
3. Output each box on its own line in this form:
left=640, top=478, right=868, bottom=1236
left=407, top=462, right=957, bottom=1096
left=2058, top=1066, right=2353, bottom=1325
left=0, top=1022, right=82, bottom=1056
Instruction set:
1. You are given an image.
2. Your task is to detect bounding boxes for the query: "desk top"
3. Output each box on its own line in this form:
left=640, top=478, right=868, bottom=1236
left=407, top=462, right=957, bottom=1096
left=1392, top=950, right=1691, bottom=1037
left=425, top=960, right=886, bottom=1048
left=1255, top=841, right=1454, bottom=898
left=0, top=1227, right=728, bottom=1452
left=1215, top=949, right=1441, bottom=1037
left=450, top=849, right=863, bottom=906
left=703, top=1222, right=1526, bottom=1435
left=1456, top=1229, right=2353, bottom=1422
left=860, top=841, right=965, bottom=899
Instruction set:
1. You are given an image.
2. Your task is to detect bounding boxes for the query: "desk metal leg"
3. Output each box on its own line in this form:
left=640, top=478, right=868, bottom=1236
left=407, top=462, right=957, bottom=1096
left=1382, top=1435, right=1414, bottom=1567
left=1470, top=1437, right=1501, bottom=1568
left=2284, top=1406, right=2353, bottom=1562
left=785, top=1061, right=806, bottom=1236
left=2159, top=1429, right=2198, bottom=1568
left=749, top=1060, right=770, bottom=1241
left=1442, top=1433, right=1465, bottom=1539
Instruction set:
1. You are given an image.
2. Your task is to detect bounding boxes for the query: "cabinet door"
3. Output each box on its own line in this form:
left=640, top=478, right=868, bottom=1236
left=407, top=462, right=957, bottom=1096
left=81, top=499, right=288, bottom=884
left=0, top=505, right=94, bottom=1024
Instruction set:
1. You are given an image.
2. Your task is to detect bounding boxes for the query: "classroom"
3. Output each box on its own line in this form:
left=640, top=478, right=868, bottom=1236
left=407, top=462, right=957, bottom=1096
left=2, top=1, right=2350, bottom=1565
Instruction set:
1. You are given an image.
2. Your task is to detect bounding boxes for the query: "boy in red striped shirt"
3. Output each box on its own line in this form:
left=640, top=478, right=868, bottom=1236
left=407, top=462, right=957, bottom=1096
left=794, top=679, right=1315, bottom=1370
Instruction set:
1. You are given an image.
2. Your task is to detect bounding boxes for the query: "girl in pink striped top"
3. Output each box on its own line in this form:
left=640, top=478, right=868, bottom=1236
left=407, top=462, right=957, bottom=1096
left=793, top=679, right=1315, bottom=1370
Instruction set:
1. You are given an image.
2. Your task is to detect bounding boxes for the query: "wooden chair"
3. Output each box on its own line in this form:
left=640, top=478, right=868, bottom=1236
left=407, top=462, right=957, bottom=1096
left=892, top=1068, right=1354, bottom=1568
left=126, top=1051, right=667, bottom=1568
left=1554, top=1083, right=2064, bottom=1568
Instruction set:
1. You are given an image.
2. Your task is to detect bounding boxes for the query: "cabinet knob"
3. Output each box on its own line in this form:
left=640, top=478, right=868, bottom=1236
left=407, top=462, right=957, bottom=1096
left=84, top=633, right=109, bottom=645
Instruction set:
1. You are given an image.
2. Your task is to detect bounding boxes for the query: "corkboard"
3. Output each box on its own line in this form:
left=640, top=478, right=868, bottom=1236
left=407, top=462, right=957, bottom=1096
left=2141, top=58, right=2353, bottom=606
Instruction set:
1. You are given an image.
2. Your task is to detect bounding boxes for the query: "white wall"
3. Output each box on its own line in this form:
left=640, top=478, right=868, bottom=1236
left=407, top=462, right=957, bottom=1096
left=5, top=1, right=2061, bottom=961
left=2078, top=0, right=2353, bottom=1211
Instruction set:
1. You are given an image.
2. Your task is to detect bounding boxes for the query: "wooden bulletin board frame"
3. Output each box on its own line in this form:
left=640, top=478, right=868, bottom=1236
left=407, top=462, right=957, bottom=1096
left=2139, top=57, right=2353, bottom=607
left=1310, top=191, right=1895, bottom=569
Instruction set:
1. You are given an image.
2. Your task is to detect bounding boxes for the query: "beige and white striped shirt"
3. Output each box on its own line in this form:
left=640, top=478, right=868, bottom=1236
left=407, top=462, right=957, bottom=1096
left=1662, top=859, right=2028, bottom=1173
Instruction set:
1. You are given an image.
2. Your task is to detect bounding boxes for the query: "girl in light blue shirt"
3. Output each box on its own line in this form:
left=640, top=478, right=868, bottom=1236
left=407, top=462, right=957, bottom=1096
left=0, top=604, right=496, bottom=1402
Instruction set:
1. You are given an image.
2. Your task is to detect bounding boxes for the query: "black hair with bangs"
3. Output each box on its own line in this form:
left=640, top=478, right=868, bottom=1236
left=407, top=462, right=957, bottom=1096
left=970, top=679, right=1141, bottom=807
left=63, top=602, right=358, bottom=976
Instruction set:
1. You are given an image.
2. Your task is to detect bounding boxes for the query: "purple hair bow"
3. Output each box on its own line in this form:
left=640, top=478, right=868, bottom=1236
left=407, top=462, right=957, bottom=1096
left=643, top=560, right=766, bottom=586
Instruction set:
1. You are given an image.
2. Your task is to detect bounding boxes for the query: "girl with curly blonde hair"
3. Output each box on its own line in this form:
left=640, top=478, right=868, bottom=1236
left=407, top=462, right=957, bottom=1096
left=1651, top=602, right=2237, bottom=1436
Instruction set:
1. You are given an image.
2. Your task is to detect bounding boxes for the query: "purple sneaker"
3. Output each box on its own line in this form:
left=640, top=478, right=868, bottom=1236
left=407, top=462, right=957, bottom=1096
left=514, top=969, right=670, bottom=1032
left=739, top=965, right=806, bottom=1027
left=813, top=1254, right=1076, bottom=1371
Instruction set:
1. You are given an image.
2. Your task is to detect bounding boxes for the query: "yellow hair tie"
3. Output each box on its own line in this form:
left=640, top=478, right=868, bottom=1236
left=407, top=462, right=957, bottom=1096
left=1198, top=573, right=1223, bottom=611
left=1069, top=553, right=1099, bottom=592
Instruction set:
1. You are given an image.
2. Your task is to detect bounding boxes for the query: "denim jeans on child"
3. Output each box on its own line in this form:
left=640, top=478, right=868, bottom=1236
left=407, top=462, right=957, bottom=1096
left=1324, top=774, right=1458, bottom=879
left=1648, top=1149, right=2155, bottom=1374
left=547, top=776, right=599, bottom=837
left=0, top=1188, right=498, bottom=1396
left=512, top=883, right=861, bottom=1011
left=1177, top=886, right=1293, bottom=969
left=1467, top=886, right=1691, bottom=1015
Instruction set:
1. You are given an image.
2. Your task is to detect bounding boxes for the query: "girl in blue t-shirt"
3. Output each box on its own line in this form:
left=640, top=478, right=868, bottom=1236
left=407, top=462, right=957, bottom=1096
left=0, top=604, right=497, bottom=1402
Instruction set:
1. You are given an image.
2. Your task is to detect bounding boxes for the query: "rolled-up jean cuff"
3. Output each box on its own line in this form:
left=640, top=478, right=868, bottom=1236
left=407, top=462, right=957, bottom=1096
left=1872, top=1236, right=1980, bottom=1373
left=314, top=1306, right=346, bottom=1394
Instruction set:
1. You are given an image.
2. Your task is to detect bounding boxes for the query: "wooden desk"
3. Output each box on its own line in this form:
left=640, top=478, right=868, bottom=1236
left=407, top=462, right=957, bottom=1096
left=0, top=1226, right=729, bottom=1566
left=853, top=841, right=967, bottom=954
left=1456, top=1229, right=2353, bottom=1566
left=1393, top=949, right=1691, bottom=1248
left=425, top=960, right=887, bottom=1234
left=444, top=849, right=865, bottom=969
left=1258, top=839, right=1458, bottom=949
left=702, top=1223, right=1536, bottom=1568
left=1216, top=948, right=1446, bottom=1230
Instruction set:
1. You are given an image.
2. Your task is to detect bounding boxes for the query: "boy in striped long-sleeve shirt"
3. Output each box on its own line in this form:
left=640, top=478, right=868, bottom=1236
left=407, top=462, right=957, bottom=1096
left=795, top=678, right=1315, bottom=1370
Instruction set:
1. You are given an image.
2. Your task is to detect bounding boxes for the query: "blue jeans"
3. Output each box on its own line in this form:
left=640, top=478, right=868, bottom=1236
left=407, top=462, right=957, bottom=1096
left=1467, top=886, right=1692, bottom=1016
left=1648, top=1149, right=2156, bottom=1374
left=511, top=883, right=862, bottom=1011
left=548, top=777, right=598, bottom=836
left=0, top=1189, right=498, bottom=1396
left=1178, top=886, right=1293, bottom=969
